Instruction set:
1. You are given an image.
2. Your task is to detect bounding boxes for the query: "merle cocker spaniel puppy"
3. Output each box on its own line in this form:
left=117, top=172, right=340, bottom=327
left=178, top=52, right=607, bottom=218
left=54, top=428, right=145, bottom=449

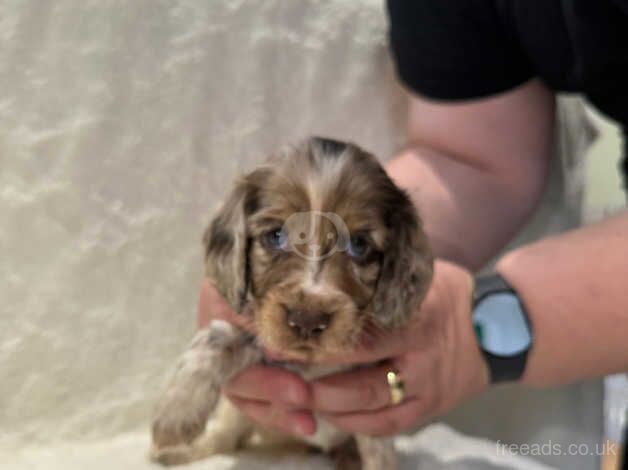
left=150, top=137, right=433, bottom=470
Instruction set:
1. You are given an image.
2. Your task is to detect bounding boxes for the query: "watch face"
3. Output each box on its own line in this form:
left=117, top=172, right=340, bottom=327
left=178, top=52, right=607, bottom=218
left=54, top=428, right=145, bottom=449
left=473, top=292, right=532, bottom=357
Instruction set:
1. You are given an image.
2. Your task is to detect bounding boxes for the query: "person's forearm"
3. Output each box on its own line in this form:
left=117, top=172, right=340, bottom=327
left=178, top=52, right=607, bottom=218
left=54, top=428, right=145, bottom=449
left=496, top=211, right=628, bottom=386
left=387, top=80, right=555, bottom=269
left=386, top=147, right=545, bottom=270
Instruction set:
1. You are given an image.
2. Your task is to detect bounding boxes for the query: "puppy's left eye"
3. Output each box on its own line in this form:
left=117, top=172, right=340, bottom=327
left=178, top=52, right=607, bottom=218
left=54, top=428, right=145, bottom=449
left=262, top=227, right=289, bottom=251
left=347, top=233, right=371, bottom=260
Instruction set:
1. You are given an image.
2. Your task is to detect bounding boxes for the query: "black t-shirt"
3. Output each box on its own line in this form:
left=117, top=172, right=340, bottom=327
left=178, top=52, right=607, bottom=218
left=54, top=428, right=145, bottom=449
left=387, top=0, right=628, bottom=187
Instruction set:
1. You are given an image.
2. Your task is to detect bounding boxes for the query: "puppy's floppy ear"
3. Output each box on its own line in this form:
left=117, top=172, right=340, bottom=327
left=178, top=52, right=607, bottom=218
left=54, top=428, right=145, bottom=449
left=373, top=192, right=433, bottom=328
left=203, top=169, right=266, bottom=313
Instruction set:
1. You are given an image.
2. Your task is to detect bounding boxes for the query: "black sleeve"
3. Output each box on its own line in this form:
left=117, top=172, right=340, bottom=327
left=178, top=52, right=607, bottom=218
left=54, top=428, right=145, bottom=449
left=387, top=0, right=534, bottom=101
left=621, top=127, right=628, bottom=196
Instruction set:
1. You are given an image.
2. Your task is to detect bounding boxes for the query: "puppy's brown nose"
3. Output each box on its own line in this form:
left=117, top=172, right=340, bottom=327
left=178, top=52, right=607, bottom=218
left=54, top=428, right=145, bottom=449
left=286, top=310, right=332, bottom=340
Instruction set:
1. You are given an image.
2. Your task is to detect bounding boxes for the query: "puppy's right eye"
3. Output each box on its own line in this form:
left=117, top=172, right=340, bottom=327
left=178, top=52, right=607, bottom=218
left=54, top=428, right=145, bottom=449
left=261, top=227, right=289, bottom=251
left=347, top=233, right=372, bottom=261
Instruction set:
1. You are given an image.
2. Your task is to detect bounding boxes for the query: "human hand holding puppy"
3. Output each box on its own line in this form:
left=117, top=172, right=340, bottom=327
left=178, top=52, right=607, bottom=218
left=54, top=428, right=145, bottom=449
left=199, top=260, right=490, bottom=438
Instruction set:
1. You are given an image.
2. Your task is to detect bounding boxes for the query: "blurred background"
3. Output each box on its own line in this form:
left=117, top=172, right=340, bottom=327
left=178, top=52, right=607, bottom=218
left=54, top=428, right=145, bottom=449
left=0, top=1, right=625, bottom=469
left=584, top=110, right=623, bottom=216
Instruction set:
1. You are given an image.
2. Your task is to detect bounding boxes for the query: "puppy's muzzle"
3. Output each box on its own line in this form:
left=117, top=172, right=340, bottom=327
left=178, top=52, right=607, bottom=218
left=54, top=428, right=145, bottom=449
left=286, top=308, right=332, bottom=340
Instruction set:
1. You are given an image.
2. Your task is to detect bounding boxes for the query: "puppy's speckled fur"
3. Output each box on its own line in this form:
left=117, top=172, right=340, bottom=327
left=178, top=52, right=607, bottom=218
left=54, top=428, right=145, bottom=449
left=150, top=137, right=433, bottom=469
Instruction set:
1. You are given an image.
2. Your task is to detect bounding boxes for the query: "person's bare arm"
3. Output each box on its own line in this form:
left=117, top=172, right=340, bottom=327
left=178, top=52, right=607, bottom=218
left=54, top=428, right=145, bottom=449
left=387, top=78, right=555, bottom=269
left=497, top=210, right=628, bottom=386
left=388, top=78, right=628, bottom=387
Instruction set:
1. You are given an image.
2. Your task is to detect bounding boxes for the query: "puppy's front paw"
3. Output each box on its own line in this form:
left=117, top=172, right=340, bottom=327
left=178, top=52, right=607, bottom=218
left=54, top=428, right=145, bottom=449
left=151, top=392, right=211, bottom=449
left=150, top=443, right=197, bottom=467
left=150, top=399, right=250, bottom=466
left=149, top=323, right=260, bottom=464
left=150, top=325, right=234, bottom=450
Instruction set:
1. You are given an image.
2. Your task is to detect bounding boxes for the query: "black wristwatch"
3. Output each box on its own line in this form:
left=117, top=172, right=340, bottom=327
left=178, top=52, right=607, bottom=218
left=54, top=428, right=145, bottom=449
left=472, top=273, right=533, bottom=384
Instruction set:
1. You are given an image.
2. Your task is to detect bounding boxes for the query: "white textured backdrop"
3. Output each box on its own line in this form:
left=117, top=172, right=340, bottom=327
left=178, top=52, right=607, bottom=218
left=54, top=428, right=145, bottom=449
left=0, top=0, right=405, bottom=447
left=0, top=1, right=595, bottom=469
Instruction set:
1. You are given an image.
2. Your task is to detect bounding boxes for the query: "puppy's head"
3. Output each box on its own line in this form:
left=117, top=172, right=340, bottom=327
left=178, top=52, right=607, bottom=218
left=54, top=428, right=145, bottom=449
left=204, top=137, right=433, bottom=360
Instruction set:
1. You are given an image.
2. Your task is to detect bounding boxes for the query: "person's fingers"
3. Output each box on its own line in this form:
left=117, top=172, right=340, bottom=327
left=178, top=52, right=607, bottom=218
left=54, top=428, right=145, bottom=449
left=227, top=395, right=316, bottom=437
left=224, top=365, right=311, bottom=408
left=197, top=279, right=255, bottom=331
left=311, top=352, right=432, bottom=414
left=310, top=362, right=408, bottom=413
left=320, top=397, right=427, bottom=437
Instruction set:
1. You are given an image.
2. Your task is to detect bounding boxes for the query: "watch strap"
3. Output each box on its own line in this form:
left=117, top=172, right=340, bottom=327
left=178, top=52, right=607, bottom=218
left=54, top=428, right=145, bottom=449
left=473, top=273, right=513, bottom=304
left=480, top=344, right=530, bottom=384
left=473, top=273, right=532, bottom=384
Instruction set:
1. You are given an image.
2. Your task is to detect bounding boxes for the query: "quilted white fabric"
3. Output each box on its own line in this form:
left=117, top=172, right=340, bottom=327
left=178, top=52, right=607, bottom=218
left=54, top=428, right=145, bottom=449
left=6, top=424, right=555, bottom=470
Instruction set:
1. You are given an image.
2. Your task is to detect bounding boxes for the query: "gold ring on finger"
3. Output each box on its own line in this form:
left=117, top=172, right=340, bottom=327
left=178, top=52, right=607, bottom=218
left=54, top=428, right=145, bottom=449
left=386, top=369, right=405, bottom=406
